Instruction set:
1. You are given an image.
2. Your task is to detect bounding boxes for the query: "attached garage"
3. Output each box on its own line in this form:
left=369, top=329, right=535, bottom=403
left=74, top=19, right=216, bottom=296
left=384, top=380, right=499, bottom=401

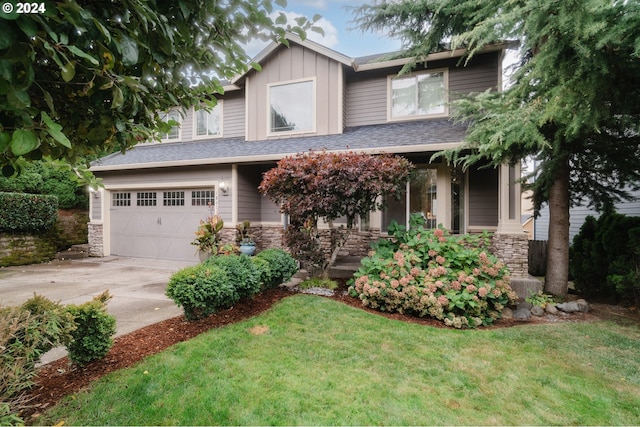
left=109, top=187, right=218, bottom=262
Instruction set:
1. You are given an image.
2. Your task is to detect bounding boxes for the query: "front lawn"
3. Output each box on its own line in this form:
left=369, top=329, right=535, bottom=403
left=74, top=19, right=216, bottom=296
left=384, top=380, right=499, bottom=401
left=42, top=295, right=640, bottom=425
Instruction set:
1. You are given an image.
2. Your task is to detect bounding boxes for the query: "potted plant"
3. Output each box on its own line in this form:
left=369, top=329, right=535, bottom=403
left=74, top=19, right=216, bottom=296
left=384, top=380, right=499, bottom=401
left=236, top=220, right=256, bottom=256
left=191, top=212, right=224, bottom=261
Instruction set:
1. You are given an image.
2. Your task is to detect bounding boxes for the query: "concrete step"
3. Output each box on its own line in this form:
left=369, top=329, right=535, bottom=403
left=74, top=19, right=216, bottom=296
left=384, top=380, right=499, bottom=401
left=510, top=275, right=544, bottom=300
left=55, top=244, right=90, bottom=260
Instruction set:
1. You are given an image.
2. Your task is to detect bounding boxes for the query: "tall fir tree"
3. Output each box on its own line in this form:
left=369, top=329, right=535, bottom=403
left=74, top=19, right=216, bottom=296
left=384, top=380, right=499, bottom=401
left=353, top=0, right=640, bottom=295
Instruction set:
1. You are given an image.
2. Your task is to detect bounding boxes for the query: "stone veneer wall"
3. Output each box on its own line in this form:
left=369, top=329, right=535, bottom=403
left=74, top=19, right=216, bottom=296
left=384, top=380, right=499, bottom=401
left=490, top=232, right=529, bottom=278
left=57, top=209, right=89, bottom=246
left=88, top=222, right=529, bottom=278
left=88, top=223, right=104, bottom=257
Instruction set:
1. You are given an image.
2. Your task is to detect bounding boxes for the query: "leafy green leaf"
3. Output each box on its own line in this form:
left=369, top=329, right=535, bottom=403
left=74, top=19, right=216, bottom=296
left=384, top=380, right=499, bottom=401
left=60, top=61, right=76, bottom=82
left=16, top=16, right=38, bottom=37
left=92, top=17, right=111, bottom=43
left=119, top=36, right=139, bottom=66
left=67, top=46, right=99, bottom=66
left=0, top=26, right=15, bottom=50
left=11, top=130, right=39, bottom=156
left=0, top=132, right=11, bottom=152
left=112, top=86, right=124, bottom=109
left=41, top=112, right=71, bottom=148
left=7, top=88, right=30, bottom=109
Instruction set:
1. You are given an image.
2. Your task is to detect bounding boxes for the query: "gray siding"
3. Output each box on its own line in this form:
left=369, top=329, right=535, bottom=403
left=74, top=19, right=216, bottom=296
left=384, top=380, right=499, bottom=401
left=345, top=51, right=500, bottom=128
left=468, top=166, right=499, bottom=228
left=91, top=192, right=102, bottom=221
left=534, top=191, right=640, bottom=243
left=237, top=165, right=262, bottom=223
left=223, top=91, right=245, bottom=138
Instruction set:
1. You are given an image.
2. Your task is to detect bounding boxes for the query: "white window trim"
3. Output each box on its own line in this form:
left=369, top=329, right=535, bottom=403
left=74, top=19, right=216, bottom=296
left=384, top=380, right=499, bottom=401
left=160, top=109, right=183, bottom=143
left=387, top=68, right=449, bottom=122
left=192, top=101, right=224, bottom=140
left=266, top=77, right=317, bottom=137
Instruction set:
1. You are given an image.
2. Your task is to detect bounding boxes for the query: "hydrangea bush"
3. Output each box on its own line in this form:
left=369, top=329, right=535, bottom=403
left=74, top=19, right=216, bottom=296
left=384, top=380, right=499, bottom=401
left=349, top=214, right=517, bottom=328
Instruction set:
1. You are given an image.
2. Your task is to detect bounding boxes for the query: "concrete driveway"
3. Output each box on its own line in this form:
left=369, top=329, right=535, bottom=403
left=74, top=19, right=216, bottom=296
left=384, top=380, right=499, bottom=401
left=0, top=256, right=195, bottom=363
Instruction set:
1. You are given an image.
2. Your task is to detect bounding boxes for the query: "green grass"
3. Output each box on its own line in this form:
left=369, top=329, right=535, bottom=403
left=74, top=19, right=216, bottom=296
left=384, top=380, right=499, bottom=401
left=43, top=295, right=640, bottom=426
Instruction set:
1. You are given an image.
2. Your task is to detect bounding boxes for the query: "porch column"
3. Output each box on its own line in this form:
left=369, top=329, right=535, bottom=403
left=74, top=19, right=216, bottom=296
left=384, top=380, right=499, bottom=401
left=496, top=163, right=523, bottom=234
left=492, top=162, right=532, bottom=283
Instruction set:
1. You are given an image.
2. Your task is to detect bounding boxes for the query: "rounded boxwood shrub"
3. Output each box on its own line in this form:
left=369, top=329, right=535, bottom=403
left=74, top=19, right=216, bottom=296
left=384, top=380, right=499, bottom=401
left=65, top=291, right=117, bottom=365
left=204, top=254, right=261, bottom=299
left=349, top=214, right=517, bottom=328
left=166, top=264, right=238, bottom=321
left=254, top=248, right=298, bottom=288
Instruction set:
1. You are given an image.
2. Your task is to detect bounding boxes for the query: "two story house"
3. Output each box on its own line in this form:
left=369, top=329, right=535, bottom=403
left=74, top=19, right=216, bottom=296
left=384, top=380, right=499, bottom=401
left=88, top=34, right=528, bottom=278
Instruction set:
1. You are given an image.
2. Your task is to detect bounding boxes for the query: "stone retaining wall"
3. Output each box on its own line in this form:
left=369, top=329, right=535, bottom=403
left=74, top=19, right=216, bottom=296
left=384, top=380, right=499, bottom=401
left=0, top=232, right=57, bottom=266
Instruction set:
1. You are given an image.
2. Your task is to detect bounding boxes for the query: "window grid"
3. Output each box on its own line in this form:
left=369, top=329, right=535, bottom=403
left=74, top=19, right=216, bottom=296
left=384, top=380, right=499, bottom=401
left=389, top=70, right=447, bottom=120
left=195, top=103, right=222, bottom=138
left=136, top=192, right=157, bottom=207
left=191, top=190, right=216, bottom=207
left=163, top=191, right=185, bottom=206
left=160, top=110, right=181, bottom=141
left=113, top=192, right=131, bottom=207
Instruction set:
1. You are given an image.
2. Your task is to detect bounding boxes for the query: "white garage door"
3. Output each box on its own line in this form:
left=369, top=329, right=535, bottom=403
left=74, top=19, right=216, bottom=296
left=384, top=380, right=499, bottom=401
left=110, top=188, right=216, bottom=261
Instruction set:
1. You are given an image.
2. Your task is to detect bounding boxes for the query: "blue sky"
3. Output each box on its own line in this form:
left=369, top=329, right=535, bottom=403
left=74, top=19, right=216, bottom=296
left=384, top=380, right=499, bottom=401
left=244, top=0, right=403, bottom=59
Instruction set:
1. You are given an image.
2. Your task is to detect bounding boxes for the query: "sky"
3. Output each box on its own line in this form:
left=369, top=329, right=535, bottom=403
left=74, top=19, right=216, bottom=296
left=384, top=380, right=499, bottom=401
left=243, top=0, right=403, bottom=59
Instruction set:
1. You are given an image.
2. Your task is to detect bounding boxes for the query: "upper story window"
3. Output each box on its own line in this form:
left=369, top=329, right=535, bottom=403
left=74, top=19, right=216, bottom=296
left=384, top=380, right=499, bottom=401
left=194, top=101, right=223, bottom=139
left=388, top=69, right=448, bottom=120
left=268, top=78, right=315, bottom=135
left=160, top=110, right=182, bottom=142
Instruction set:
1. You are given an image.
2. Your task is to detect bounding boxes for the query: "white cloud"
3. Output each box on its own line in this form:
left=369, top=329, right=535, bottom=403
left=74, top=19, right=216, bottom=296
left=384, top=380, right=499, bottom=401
left=275, top=11, right=339, bottom=48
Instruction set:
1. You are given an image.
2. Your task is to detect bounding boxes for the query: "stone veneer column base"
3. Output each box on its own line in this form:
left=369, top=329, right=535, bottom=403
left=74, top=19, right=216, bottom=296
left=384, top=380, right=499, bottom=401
left=490, top=232, right=529, bottom=278
left=88, top=223, right=104, bottom=257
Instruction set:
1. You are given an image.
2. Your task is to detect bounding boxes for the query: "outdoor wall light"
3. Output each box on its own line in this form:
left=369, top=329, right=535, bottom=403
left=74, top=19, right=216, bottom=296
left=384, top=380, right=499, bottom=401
left=218, top=180, right=228, bottom=196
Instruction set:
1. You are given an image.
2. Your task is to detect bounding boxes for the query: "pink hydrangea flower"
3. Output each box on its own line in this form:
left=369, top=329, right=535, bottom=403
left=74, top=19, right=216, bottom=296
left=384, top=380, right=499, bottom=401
left=466, top=284, right=477, bottom=293
left=478, top=287, right=488, bottom=297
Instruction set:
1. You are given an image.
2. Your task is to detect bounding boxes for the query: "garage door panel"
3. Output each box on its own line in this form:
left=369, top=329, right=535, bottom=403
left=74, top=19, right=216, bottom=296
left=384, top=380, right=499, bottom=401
left=110, top=188, right=216, bottom=261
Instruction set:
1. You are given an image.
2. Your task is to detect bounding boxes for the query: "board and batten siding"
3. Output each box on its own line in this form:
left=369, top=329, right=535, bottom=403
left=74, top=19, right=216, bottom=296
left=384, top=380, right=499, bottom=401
left=345, top=51, right=500, bottom=128
left=245, top=43, right=343, bottom=141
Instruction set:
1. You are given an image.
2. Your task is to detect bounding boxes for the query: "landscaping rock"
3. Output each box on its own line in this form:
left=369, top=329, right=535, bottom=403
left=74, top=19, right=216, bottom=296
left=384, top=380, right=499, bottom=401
left=556, top=301, right=580, bottom=313
left=513, top=308, right=532, bottom=320
left=531, top=306, right=545, bottom=317
left=299, top=287, right=334, bottom=297
left=517, top=301, right=533, bottom=311
left=501, top=307, right=513, bottom=320
left=545, top=304, right=559, bottom=315
left=576, top=299, right=589, bottom=313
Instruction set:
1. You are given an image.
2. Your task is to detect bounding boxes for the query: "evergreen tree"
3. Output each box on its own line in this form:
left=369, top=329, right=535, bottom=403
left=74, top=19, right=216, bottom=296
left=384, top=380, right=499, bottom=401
left=353, top=0, right=640, bottom=295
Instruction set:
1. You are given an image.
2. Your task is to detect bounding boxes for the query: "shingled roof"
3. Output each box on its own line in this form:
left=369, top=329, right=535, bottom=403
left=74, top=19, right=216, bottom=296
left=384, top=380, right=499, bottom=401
left=91, top=119, right=467, bottom=171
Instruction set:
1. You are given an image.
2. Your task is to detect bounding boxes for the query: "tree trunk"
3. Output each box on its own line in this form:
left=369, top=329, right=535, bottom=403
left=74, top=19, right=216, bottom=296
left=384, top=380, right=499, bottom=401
left=544, top=156, right=571, bottom=296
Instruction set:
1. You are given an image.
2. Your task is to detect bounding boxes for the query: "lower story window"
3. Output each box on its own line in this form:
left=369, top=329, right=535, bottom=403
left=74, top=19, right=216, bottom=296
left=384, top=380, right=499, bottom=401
left=113, top=192, right=131, bottom=207
left=163, top=191, right=185, bottom=206
left=136, top=192, right=157, bottom=206
left=191, top=190, right=215, bottom=207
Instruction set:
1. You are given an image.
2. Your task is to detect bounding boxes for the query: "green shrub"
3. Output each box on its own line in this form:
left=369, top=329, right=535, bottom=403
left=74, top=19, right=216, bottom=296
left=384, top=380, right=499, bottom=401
left=349, top=214, right=517, bottom=328
left=166, top=264, right=238, bottom=321
left=204, top=254, right=261, bottom=299
left=1, top=295, right=75, bottom=423
left=571, top=211, right=640, bottom=304
left=0, top=161, right=88, bottom=209
left=251, top=256, right=273, bottom=290
left=254, top=248, right=298, bottom=288
left=65, top=291, right=117, bottom=365
left=0, top=192, right=58, bottom=232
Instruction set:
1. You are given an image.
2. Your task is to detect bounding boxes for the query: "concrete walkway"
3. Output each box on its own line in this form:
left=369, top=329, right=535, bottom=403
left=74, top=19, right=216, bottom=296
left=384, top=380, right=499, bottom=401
left=0, top=256, right=195, bottom=363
